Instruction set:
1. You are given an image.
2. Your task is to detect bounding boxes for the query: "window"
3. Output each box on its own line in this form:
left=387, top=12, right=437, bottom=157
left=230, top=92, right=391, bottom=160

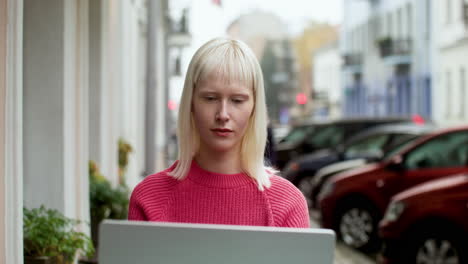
left=280, top=125, right=316, bottom=145
left=446, top=0, right=452, bottom=24
left=447, top=70, right=452, bottom=117
left=461, top=67, right=466, bottom=118
left=387, top=13, right=392, bottom=37
left=397, top=8, right=402, bottom=38
left=404, top=132, right=468, bottom=169
left=344, top=134, right=390, bottom=158
left=426, top=0, right=430, bottom=39
left=305, top=125, right=344, bottom=148
left=407, top=3, right=412, bottom=38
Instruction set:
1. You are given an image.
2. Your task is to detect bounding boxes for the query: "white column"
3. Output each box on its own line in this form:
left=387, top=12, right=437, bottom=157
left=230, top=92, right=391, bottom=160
left=2, top=0, right=24, bottom=263
left=155, top=0, right=168, bottom=172
left=23, top=0, right=90, bottom=227
left=0, top=0, right=5, bottom=260
left=100, top=0, right=120, bottom=186
left=89, top=0, right=102, bottom=165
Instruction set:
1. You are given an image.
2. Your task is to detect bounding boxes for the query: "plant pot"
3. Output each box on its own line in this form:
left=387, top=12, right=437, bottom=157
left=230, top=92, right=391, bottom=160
left=24, top=256, right=59, bottom=264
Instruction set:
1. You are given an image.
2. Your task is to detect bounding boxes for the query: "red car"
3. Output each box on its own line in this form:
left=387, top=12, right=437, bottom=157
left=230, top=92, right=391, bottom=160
left=378, top=174, right=468, bottom=264
left=317, top=125, right=468, bottom=252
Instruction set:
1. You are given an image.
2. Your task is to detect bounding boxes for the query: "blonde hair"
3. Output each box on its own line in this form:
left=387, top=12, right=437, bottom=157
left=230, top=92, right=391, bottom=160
left=169, top=37, right=275, bottom=190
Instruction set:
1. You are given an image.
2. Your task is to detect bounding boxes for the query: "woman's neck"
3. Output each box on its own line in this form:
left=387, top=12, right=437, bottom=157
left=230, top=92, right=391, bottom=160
left=194, top=148, right=242, bottom=174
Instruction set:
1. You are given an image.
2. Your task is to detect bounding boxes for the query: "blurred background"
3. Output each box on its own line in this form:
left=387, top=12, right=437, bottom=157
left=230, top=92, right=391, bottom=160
left=2, top=0, right=468, bottom=263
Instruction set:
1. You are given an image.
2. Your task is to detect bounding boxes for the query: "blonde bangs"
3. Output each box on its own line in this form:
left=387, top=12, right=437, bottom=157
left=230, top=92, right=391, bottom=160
left=193, top=40, right=256, bottom=93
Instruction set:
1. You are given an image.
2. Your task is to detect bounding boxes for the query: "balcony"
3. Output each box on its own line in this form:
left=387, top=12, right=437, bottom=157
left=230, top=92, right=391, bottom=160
left=167, top=8, right=192, bottom=48
left=377, top=37, right=412, bottom=65
left=342, top=53, right=363, bottom=73
left=343, top=53, right=363, bottom=66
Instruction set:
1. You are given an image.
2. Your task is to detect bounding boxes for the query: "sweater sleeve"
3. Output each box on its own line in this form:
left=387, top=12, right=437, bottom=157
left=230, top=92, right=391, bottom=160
left=267, top=176, right=310, bottom=228
left=128, top=188, right=147, bottom=221
left=280, top=196, right=310, bottom=228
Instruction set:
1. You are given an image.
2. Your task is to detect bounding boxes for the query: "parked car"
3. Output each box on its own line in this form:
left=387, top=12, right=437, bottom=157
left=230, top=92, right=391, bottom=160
left=310, top=132, right=430, bottom=211
left=379, top=174, right=468, bottom=264
left=282, top=123, right=434, bottom=205
left=275, top=117, right=413, bottom=169
left=272, top=124, right=291, bottom=143
left=317, top=125, right=468, bottom=252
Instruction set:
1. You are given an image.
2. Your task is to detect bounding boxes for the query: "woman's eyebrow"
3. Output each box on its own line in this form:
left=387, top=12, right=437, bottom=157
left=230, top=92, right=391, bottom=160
left=231, top=93, right=250, bottom=98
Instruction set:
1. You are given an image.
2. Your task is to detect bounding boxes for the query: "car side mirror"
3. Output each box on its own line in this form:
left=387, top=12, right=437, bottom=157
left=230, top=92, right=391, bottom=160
left=387, top=155, right=405, bottom=171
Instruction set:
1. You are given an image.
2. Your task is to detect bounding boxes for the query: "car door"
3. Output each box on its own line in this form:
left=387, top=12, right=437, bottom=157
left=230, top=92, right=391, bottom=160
left=399, top=131, right=468, bottom=190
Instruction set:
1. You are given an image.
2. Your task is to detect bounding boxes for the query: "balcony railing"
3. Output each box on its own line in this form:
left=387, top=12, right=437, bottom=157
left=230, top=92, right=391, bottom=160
left=377, top=38, right=412, bottom=58
left=343, top=53, right=363, bottom=67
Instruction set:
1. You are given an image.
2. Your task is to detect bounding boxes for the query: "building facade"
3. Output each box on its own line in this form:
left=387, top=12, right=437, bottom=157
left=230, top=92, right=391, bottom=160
left=341, top=0, right=432, bottom=119
left=1, top=0, right=172, bottom=262
left=432, top=0, right=468, bottom=126
left=312, top=40, right=342, bottom=119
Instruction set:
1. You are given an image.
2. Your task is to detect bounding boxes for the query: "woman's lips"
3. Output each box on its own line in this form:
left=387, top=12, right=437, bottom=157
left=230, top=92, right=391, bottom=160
left=211, top=128, right=233, bottom=137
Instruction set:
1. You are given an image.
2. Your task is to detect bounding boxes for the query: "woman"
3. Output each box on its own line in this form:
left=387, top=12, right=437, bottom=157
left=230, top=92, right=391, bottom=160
left=128, top=38, right=309, bottom=228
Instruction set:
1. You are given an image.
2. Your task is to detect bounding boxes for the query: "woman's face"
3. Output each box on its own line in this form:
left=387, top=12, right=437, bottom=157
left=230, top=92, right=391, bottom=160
left=192, top=74, right=254, bottom=154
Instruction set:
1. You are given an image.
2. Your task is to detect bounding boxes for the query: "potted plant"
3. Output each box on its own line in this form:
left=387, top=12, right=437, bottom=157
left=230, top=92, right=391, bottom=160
left=23, top=205, right=94, bottom=264
left=88, top=160, right=129, bottom=262
left=118, top=138, right=133, bottom=185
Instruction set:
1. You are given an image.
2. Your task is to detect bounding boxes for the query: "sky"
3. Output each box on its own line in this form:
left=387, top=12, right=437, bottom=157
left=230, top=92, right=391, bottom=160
left=171, top=0, right=343, bottom=36
left=168, top=0, right=344, bottom=107
left=220, top=0, right=343, bottom=35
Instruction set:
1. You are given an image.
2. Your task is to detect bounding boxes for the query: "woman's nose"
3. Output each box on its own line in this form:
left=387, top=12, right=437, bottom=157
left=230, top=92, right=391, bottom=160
left=216, top=101, right=230, bottom=122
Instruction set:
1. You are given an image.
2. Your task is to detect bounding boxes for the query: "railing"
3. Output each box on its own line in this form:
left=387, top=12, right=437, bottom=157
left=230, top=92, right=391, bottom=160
left=167, top=8, right=191, bottom=48
left=378, top=38, right=412, bottom=58
left=342, top=53, right=363, bottom=67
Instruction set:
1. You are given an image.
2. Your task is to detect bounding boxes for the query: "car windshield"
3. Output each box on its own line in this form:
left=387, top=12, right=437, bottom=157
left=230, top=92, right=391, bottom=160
left=344, top=134, right=389, bottom=158
left=280, top=125, right=316, bottom=145
left=305, top=125, right=344, bottom=148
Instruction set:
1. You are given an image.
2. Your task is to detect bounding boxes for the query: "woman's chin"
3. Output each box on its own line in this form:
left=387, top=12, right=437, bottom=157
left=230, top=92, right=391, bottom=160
left=205, top=143, right=238, bottom=153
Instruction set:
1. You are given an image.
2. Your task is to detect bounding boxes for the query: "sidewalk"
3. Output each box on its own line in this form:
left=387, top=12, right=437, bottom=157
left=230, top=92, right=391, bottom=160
left=310, top=216, right=376, bottom=264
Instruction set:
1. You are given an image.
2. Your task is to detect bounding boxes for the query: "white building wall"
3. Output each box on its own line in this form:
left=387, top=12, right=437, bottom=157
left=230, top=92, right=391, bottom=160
left=342, top=0, right=433, bottom=117
left=2, top=0, right=24, bottom=262
left=432, top=0, right=468, bottom=126
left=313, top=44, right=342, bottom=118
left=100, top=0, right=121, bottom=186
left=23, top=0, right=90, bottom=222
left=169, top=0, right=227, bottom=117
left=118, top=0, right=148, bottom=190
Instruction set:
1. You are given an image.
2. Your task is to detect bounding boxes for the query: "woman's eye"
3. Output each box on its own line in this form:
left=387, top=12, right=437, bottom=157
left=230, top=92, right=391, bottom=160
left=204, top=96, right=216, bottom=101
left=232, top=98, right=244, bottom=104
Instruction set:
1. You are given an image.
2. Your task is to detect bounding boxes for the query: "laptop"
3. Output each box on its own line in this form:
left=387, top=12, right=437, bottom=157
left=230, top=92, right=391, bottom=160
left=99, top=220, right=335, bottom=264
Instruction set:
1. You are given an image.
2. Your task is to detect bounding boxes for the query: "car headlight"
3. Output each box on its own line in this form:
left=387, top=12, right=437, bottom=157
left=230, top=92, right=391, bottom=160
left=383, top=200, right=406, bottom=222
left=318, top=181, right=335, bottom=200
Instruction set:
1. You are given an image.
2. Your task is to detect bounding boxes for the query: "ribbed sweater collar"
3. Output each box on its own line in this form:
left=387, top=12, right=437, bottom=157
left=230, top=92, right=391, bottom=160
left=187, top=160, right=254, bottom=188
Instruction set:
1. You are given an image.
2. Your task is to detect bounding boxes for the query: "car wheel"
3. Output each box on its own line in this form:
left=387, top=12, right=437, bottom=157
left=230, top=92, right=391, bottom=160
left=404, top=228, right=466, bottom=264
left=297, top=176, right=314, bottom=208
left=335, top=200, right=381, bottom=252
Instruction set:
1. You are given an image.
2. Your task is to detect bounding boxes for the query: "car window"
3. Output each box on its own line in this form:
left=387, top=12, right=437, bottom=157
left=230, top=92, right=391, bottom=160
left=305, top=125, right=344, bottom=148
left=404, top=132, right=468, bottom=169
left=383, top=139, right=418, bottom=161
left=344, top=134, right=390, bottom=157
left=389, top=133, right=416, bottom=144
left=280, top=125, right=315, bottom=145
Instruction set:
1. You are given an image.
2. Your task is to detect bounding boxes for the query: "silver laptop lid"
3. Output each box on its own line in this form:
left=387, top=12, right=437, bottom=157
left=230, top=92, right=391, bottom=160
left=99, top=220, right=335, bottom=264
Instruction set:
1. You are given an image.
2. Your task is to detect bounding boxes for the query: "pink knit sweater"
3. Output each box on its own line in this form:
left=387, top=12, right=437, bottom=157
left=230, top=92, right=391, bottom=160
left=128, top=161, right=310, bottom=228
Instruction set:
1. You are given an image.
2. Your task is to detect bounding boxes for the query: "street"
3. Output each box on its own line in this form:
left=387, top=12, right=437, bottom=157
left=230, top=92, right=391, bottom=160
left=310, top=216, right=376, bottom=264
